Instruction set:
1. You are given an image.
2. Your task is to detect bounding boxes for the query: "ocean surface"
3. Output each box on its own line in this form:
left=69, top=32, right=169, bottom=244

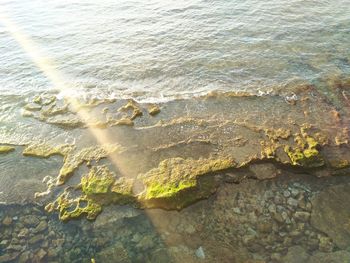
left=0, top=0, right=350, bottom=101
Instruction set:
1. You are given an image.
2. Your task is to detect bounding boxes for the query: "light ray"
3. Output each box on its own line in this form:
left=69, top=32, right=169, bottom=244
left=0, top=8, right=127, bottom=181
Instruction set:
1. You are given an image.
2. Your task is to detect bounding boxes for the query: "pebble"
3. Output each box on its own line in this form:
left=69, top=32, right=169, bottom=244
left=21, top=215, right=40, bottom=227
left=28, top=234, right=44, bottom=245
left=33, top=220, right=48, bottom=233
left=18, top=228, right=30, bottom=238
left=195, top=246, right=205, bottom=259
left=18, top=251, right=30, bottom=263
left=294, top=211, right=311, bottom=222
left=283, top=190, right=291, bottom=198
left=2, top=216, right=12, bottom=226
left=291, top=188, right=299, bottom=197
left=287, top=198, right=298, bottom=207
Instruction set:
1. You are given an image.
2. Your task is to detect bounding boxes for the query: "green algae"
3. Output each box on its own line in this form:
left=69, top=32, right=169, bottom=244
left=81, top=166, right=115, bottom=195
left=23, top=143, right=74, bottom=158
left=45, top=191, right=102, bottom=221
left=265, top=128, right=291, bottom=140
left=58, top=144, right=123, bottom=185
left=138, top=157, right=235, bottom=209
left=0, top=146, right=15, bottom=154
left=81, top=166, right=135, bottom=207
left=47, top=165, right=134, bottom=221
left=284, top=134, right=324, bottom=167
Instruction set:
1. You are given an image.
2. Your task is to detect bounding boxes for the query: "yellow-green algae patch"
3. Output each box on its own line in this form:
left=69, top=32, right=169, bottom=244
left=46, top=165, right=134, bottom=221
left=284, top=133, right=324, bottom=167
left=58, top=144, right=124, bottom=185
left=82, top=166, right=134, bottom=202
left=0, top=145, right=15, bottom=154
left=138, top=157, right=236, bottom=210
left=23, top=143, right=74, bottom=158
left=45, top=191, right=103, bottom=221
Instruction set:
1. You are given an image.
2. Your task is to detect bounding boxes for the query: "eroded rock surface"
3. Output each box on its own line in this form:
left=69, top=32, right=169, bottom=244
left=311, top=184, right=350, bottom=249
left=1, top=84, right=350, bottom=220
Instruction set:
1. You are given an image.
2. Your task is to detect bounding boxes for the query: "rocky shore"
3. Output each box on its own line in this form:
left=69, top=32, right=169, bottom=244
left=1, top=79, right=350, bottom=262
left=1, top=172, right=350, bottom=263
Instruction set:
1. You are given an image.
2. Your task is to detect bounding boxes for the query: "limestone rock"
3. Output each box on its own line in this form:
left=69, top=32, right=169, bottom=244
left=282, top=246, right=310, bottom=263
left=308, top=250, right=350, bottom=263
left=96, top=242, right=131, bottom=263
left=311, top=184, right=350, bottom=249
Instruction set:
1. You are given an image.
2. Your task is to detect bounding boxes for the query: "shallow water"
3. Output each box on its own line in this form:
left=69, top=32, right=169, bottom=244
left=0, top=0, right=350, bottom=100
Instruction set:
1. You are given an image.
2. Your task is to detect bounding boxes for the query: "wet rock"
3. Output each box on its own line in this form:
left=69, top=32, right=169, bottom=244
left=318, top=236, right=334, bottom=252
left=249, top=163, right=281, bottom=180
left=294, top=211, right=310, bottom=222
left=34, top=248, right=47, bottom=262
left=18, top=251, right=30, bottom=263
left=308, top=250, right=350, bottom=263
left=18, top=228, right=30, bottom=238
left=20, top=215, right=40, bottom=227
left=150, top=248, right=171, bottom=263
left=184, top=224, right=196, bottom=234
left=256, top=221, right=273, bottom=233
left=0, top=240, right=9, bottom=247
left=290, top=188, right=299, bottom=197
left=283, top=190, right=291, bottom=198
left=282, top=246, right=309, bottom=263
left=0, top=252, right=20, bottom=263
left=6, top=244, right=24, bottom=251
left=136, top=235, right=154, bottom=250
left=195, top=246, right=205, bottom=259
left=33, top=220, right=48, bottom=233
left=287, top=197, right=298, bottom=207
left=2, top=216, right=13, bottom=226
left=96, top=242, right=131, bottom=263
left=28, top=234, right=44, bottom=245
left=311, top=184, right=350, bottom=249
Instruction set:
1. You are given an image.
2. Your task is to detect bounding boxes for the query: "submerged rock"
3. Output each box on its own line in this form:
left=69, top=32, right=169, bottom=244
left=310, top=184, right=350, bottom=249
left=95, top=242, right=131, bottom=263
left=46, top=165, right=135, bottom=221
left=0, top=145, right=15, bottom=154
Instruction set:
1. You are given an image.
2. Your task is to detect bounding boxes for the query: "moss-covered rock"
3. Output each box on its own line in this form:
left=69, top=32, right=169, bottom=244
left=82, top=166, right=135, bottom=203
left=58, top=144, right=123, bottom=185
left=284, top=134, right=324, bottom=167
left=47, top=165, right=135, bottom=221
left=138, top=157, right=235, bottom=210
left=81, top=166, right=115, bottom=195
left=23, top=143, right=74, bottom=158
left=45, top=191, right=102, bottom=221
left=0, top=145, right=15, bottom=154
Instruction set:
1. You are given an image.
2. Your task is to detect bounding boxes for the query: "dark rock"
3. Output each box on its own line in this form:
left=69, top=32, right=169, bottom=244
left=294, top=211, right=310, bottom=222
left=96, top=242, right=131, bottom=263
left=28, top=234, right=44, bottom=245
left=311, top=184, right=350, bottom=249
left=282, top=246, right=309, bottom=263
left=2, top=216, right=12, bottom=226
left=33, top=221, right=47, bottom=233
left=20, top=215, right=40, bottom=227
left=309, top=250, right=350, bottom=263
